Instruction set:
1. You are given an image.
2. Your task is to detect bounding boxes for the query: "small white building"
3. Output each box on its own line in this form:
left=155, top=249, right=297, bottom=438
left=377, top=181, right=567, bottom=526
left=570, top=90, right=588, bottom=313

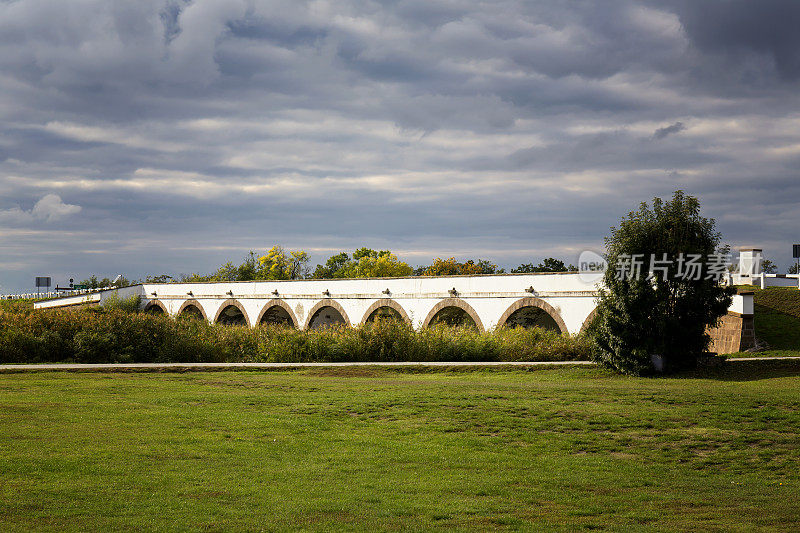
left=732, top=247, right=800, bottom=288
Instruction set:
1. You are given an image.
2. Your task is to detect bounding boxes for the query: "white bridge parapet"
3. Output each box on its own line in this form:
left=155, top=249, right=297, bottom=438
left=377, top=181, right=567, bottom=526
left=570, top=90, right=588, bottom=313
left=33, top=273, right=752, bottom=336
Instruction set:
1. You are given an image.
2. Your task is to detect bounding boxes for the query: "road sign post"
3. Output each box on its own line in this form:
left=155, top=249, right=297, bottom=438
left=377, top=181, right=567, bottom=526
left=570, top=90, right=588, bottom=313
left=793, top=245, right=800, bottom=282
left=35, top=277, right=51, bottom=298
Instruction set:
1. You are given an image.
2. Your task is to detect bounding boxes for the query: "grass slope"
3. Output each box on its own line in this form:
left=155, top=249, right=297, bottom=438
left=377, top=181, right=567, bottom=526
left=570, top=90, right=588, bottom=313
left=754, top=287, right=800, bottom=317
left=1, top=365, right=799, bottom=531
left=729, top=287, right=800, bottom=358
left=754, top=304, right=800, bottom=352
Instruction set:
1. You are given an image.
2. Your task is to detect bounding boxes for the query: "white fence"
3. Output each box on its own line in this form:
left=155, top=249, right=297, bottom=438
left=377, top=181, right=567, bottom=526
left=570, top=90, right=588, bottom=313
left=2, top=292, right=60, bottom=300
left=731, top=273, right=800, bottom=289
left=2, top=287, right=115, bottom=301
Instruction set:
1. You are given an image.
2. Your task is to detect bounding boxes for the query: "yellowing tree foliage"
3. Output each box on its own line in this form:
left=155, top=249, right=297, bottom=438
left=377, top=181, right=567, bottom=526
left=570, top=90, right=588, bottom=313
left=348, top=250, right=413, bottom=278
left=311, top=248, right=412, bottom=279
left=258, top=246, right=310, bottom=280
left=420, top=257, right=502, bottom=276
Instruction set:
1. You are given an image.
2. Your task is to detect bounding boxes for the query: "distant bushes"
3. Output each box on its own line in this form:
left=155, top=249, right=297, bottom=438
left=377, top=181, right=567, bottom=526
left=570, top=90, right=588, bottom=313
left=0, top=306, right=590, bottom=364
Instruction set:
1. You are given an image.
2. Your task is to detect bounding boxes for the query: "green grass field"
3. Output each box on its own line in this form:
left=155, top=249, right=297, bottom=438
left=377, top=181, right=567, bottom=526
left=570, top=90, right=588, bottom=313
left=1, top=365, right=799, bottom=531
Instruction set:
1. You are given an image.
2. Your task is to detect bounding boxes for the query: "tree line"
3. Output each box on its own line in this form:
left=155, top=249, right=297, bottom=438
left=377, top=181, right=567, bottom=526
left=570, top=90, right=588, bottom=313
left=174, top=246, right=577, bottom=282
left=76, top=244, right=792, bottom=289
left=77, top=247, right=578, bottom=287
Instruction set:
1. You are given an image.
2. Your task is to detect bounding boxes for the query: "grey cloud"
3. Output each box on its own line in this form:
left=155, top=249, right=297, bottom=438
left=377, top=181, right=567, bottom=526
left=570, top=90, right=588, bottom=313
left=672, top=0, right=800, bottom=81
left=653, top=121, right=685, bottom=139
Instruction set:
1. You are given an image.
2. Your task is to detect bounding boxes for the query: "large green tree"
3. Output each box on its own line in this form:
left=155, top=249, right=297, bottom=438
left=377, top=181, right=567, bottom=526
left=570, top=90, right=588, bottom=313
left=591, top=191, right=734, bottom=375
left=512, top=258, right=576, bottom=273
left=312, top=248, right=413, bottom=279
left=312, top=252, right=351, bottom=279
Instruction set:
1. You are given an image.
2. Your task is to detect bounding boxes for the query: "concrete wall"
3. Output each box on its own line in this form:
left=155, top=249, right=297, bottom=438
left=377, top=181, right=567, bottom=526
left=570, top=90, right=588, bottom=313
left=708, top=312, right=756, bottom=354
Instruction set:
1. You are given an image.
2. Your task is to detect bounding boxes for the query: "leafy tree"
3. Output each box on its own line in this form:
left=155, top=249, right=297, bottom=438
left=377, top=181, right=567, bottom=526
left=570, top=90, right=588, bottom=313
left=591, top=191, right=734, bottom=375
left=312, top=252, right=351, bottom=279
left=259, top=246, right=310, bottom=280
left=181, top=246, right=311, bottom=282
left=419, top=257, right=504, bottom=276
left=352, top=247, right=384, bottom=261
left=209, top=262, right=239, bottom=282
left=761, top=259, right=778, bottom=274
left=77, top=275, right=132, bottom=289
left=112, top=276, right=132, bottom=288
left=512, top=258, right=576, bottom=273
left=472, top=259, right=504, bottom=274
left=347, top=250, right=413, bottom=278
left=420, top=258, right=466, bottom=276
left=180, top=272, right=211, bottom=282
left=789, top=263, right=799, bottom=274
left=312, top=248, right=412, bottom=278
left=145, top=275, right=176, bottom=283
left=236, top=251, right=262, bottom=281
left=78, top=275, right=102, bottom=289
left=511, top=264, right=536, bottom=274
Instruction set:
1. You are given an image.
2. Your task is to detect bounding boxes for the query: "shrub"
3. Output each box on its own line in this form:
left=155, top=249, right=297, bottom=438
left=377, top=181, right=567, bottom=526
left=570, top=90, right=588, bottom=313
left=103, top=294, right=142, bottom=313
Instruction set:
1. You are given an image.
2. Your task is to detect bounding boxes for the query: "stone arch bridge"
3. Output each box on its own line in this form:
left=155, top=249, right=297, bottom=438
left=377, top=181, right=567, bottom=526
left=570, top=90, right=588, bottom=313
left=35, top=273, right=752, bottom=351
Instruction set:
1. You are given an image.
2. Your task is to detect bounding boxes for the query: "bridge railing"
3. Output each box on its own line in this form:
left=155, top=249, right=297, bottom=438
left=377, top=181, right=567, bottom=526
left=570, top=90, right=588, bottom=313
left=2, top=288, right=110, bottom=301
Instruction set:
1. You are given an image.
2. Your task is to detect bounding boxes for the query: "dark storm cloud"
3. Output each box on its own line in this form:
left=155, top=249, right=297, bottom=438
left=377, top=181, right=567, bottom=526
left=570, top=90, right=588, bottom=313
left=673, top=0, right=800, bottom=81
left=1, top=0, right=800, bottom=292
left=653, top=122, right=685, bottom=139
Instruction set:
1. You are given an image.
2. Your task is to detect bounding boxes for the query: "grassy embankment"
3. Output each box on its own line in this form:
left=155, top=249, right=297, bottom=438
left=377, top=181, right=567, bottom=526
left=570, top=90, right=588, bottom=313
left=729, top=286, right=800, bottom=357
left=0, top=364, right=798, bottom=531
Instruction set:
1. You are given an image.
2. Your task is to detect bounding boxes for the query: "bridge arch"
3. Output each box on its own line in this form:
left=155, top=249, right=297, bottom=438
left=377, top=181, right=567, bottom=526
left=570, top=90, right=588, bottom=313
left=422, top=298, right=485, bottom=332
left=304, top=299, right=351, bottom=329
left=177, top=299, right=208, bottom=321
left=214, top=298, right=250, bottom=327
left=580, top=308, right=598, bottom=334
left=143, top=300, right=168, bottom=315
left=255, top=299, right=299, bottom=328
left=360, top=299, right=411, bottom=325
left=496, top=297, right=568, bottom=334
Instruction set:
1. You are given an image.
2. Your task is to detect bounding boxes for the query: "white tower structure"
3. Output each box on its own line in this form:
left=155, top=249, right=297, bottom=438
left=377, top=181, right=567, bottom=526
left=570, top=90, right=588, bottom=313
left=738, top=248, right=763, bottom=276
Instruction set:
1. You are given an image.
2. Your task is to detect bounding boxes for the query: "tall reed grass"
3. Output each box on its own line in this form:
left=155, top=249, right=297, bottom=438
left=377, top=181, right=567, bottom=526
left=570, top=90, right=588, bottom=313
left=0, top=305, right=591, bottom=364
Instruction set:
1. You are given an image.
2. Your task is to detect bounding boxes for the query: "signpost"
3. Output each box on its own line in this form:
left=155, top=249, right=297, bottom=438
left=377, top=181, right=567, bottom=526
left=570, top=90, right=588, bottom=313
left=794, top=245, right=800, bottom=276
left=35, top=276, right=51, bottom=298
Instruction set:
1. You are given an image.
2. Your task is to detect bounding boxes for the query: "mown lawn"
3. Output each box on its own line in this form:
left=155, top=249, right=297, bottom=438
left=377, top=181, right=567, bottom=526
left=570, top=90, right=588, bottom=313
left=1, top=365, right=799, bottom=532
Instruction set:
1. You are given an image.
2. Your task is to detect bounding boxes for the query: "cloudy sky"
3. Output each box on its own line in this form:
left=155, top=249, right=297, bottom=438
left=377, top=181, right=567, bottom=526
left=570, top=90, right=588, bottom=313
left=2, top=0, right=800, bottom=292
